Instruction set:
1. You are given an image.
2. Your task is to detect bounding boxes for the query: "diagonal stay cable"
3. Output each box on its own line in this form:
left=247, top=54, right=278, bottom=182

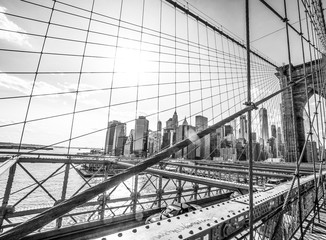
left=0, top=69, right=315, bottom=240
left=0, top=77, right=247, bottom=129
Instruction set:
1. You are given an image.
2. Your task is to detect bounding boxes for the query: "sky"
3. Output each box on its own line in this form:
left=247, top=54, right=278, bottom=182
left=0, top=0, right=324, bottom=149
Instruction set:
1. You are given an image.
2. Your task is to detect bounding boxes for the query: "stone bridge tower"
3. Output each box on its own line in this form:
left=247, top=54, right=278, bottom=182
left=276, top=57, right=326, bottom=162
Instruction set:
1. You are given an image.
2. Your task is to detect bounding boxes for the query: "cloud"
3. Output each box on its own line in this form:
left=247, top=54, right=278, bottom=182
left=0, top=72, right=32, bottom=94
left=0, top=71, right=102, bottom=106
left=0, top=6, right=32, bottom=48
left=0, top=118, right=14, bottom=125
left=0, top=71, right=61, bottom=95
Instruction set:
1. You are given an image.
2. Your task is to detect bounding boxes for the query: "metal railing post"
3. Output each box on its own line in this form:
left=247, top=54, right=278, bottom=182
left=101, top=163, right=109, bottom=220
left=245, top=1, right=254, bottom=239
left=0, top=163, right=16, bottom=231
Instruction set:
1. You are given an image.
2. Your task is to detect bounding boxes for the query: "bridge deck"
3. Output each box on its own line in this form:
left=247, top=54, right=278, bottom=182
left=294, top=199, right=326, bottom=240
left=94, top=172, right=325, bottom=240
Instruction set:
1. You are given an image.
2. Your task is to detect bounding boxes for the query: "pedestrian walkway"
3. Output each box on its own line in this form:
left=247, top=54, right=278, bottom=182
left=294, top=198, right=326, bottom=239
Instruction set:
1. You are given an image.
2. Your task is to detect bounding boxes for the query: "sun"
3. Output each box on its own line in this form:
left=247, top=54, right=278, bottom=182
left=115, top=47, right=147, bottom=77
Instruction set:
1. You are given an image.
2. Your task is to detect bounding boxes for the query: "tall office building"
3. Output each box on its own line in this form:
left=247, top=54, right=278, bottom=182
left=271, top=125, right=276, bottom=138
left=259, top=108, right=269, bottom=145
left=209, top=126, right=224, bottom=159
left=252, top=132, right=257, bottom=142
left=147, top=121, right=162, bottom=156
left=124, top=129, right=134, bottom=157
left=104, top=120, right=120, bottom=155
left=276, top=126, right=282, bottom=157
left=148, top=130, right=162, bottom=156
left=133, top=116, right=149, bottom=157
left=156, top=120, right=162, bottom=152
left=157, top=120, right=162, bottom=132
left=175, top=118, right=196, bottom=159
left=233, top=118, right=237, bottom=140
left=216, top=126, right=224, bottom=149
left=162, top=112, right=178, bottom=151
left=239, top=115, right=247, bottom=139
left=224, top=125, right=233, bottom=136
left=280, top=103, right=285, bottom=142
left=172, top=111, right=178, bottom=131
left=277, top=127, right=282, bottom=143
left=195, top=116, right=210, bottom=159
left=166, top=118, right=173, bottom=130
left=161, top=129, right=173, bottom=150
left=217, top=126, right=224, bottom=139
left=112, top=123, right=126, bottom=156
left=247, top=142, right=261, bottom=161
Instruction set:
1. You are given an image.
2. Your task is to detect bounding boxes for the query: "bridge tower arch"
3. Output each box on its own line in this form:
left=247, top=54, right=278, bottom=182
left=276, top=58, right=326, bottom=162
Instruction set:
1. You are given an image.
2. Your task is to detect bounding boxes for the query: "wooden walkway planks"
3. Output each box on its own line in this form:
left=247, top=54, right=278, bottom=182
left=294, top=200, right=326, bottom=239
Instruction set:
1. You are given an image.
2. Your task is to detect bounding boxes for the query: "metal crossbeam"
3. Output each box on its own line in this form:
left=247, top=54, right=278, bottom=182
left=98, top=171, right=326, bottom=240
left=0, top=156, right=19, bottom=177
left=115, top=162, right=253, bottom=193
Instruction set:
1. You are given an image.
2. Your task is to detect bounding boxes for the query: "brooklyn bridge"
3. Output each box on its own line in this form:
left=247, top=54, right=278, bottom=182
left=0, top=0, right=326, bottom=239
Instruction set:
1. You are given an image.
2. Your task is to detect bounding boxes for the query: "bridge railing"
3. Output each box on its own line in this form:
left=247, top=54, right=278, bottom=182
left=0, top=61, right=325, bottom=238
left=95, top=171, right=326, bottom=240
left=0, top=0, right=326, bottom=239
left=0, top=155, right=233, bottom=236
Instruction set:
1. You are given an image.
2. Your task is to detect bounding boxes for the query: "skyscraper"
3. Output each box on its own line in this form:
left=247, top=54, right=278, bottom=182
left=233, top=118, right=237, bottom=140
left=162, top=112, right=178, bottom=151
left=280, top=103, right=285, bottom=142
left=175, top=117, right=196, bottom=159
left=224, top=125, right=233, bottom=136
left=104, top=120, right=120, bottom=155
left=259, top=108, right=269, bottom=145
left=277, top=127, right=282, bottom=143
left=133, top=116, right=149, bottom=157
left=271, top=125, right=276, bottom=138
left=276, top=126, right=282, bottom=157
left=172, top=111, right=178, bottom=131
left=112, top=123, right=126, bottom=156
left=156, top=120, right=162, bottom=152
left=124, top=129, right=134, bottom=157
left=195, top=115, right=210, bottom=159
left=157, top=120, right=162, bottom=132
left=239, top=115, right=247, bottom=139
left=251, top=132, right=257, bottom=142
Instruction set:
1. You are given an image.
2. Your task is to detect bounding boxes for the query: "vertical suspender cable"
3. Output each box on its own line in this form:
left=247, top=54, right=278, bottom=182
left=296, top=0, right=308, bottom=236
left=174, top=1, right=177, bottom=114
left=311, top=19, right=321, bottom=221
left=157, top=0, right=163, bottom=200
left=245, top=0, right=254, bottom=239
left=286, top=0, right=305, bottom=234
left=105, top=0, right=124, bottom=155
left=186, top=3, right=192, bottom=126
left=18, top=1, right=56, bottom=152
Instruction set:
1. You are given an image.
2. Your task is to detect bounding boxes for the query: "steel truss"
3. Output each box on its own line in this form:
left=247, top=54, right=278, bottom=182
left=102, top=171, right=326, bottom=240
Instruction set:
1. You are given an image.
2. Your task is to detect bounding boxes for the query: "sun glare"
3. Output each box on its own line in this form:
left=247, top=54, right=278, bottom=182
left=115, top=47, right=148, bottom=77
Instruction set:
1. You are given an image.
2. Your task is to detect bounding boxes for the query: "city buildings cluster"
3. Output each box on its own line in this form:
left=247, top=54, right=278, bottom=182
left=103, top=107, right=316, bottom=162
